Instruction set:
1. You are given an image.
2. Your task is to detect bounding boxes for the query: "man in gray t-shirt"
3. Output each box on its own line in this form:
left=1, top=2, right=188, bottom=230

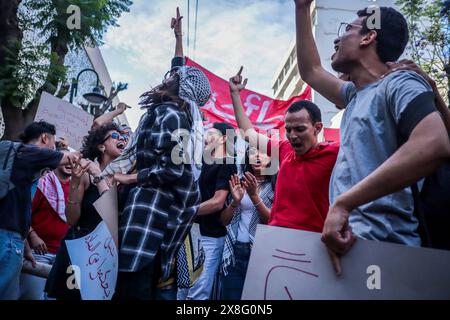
left=294, top=0, right=450, bottom=274
left=331, top=70, right=436, bottom=246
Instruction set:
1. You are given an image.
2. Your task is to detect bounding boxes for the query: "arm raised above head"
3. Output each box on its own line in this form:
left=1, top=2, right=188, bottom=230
left=294, top=0, right=345, bottom=106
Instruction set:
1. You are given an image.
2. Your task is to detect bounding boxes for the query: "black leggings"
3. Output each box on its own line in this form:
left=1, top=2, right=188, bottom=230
left=114, top=255, right=161, bottom=300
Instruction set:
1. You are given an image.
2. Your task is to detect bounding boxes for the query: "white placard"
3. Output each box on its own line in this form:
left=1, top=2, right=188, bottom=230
left=66, top=221, right=118, bottom=300
left=242, top=225, right=450, bottom=300
left=35, top=92, right=93, bottom=150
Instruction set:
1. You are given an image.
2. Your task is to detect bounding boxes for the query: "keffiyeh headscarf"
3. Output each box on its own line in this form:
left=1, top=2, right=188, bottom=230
left=101, top=66, right=211, bottom=182
left=37, top=171, right=67, bottom=222
left=174, top=66, right=211, bottom=181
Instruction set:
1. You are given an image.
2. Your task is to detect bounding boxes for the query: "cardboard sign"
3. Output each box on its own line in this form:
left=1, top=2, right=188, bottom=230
left=35, top=92, right=93, bottom=150
left=242, top=225, right=450, bottom=300
left=93, top=186, right=119, bottom=248
left=66, top=221, right=118, bottom=300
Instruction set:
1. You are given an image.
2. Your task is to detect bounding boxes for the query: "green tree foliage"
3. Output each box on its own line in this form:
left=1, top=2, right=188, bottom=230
left=0, top=0, right=132, bottom=140
left=396, top=0, right=450, bottom=104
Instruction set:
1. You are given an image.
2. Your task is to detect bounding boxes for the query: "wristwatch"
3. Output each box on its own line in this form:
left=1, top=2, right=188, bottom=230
left=93, top=175, right=105, bottom=185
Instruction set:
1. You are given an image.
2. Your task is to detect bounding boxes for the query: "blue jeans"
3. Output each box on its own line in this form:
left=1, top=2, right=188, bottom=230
left=0, top=229, right=24, bottom=300
left=220, top=241, right=251, bottom=300
left=187, top=235, right=225, bottom=300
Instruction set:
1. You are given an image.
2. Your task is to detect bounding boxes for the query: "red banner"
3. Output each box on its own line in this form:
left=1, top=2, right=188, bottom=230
left=186, top=57, right=312, bottom=137
left=323, top=128, right=340, bottom=143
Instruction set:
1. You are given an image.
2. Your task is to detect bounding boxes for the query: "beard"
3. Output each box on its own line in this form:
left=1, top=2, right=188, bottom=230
left=331, top=50, right=358, bottom=75
left=331, top=58, right=348, bottom=74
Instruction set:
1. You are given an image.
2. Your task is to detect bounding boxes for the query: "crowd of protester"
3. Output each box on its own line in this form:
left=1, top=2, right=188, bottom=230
left=1, top=1, right=450, bottom=300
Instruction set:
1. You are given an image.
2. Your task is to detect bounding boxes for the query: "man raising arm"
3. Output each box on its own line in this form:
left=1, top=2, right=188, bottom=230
left=292, top=1, right=450, bottom=273
left=229, top=66, right=270, bottom=153
left=294, top=0, right=346, bottom=106
left=229, top=66, right=339, bottom=234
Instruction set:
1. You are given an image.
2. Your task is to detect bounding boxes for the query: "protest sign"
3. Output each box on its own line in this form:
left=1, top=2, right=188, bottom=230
left=35, top=92, right=93, bottom=150
left=93, top=186, right=119, bottom=248
left=65, top=221, right=118, bottom=300
left=242, top=225, right=450, bottom=300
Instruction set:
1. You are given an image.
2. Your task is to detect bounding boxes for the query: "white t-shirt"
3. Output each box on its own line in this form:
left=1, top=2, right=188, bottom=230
left=237, top=194, right=255, bottom=243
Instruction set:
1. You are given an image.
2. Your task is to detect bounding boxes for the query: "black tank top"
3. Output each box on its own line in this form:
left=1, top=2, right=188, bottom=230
left=77, top=181, right=102, bottom=232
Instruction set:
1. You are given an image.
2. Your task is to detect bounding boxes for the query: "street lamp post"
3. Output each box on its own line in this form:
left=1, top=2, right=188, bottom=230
left=69, top=68, right=108, bottom=106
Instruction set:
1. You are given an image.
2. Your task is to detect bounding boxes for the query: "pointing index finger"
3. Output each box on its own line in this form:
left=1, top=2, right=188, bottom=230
left=237, top=66, right=243, bottom=76
left=327, top=248, right=342, bottom=276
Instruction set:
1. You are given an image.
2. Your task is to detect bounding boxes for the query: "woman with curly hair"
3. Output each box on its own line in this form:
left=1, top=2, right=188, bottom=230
left=44, top=123, right=126, bottom=300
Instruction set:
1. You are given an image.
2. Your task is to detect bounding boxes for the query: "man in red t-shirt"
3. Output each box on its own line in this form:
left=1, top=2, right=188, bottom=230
left=229, top=67, right=339, bottom=233
left=20, top=148, right=72, bottom=300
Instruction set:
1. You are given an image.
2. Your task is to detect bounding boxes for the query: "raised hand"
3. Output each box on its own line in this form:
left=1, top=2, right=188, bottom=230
left=229, top=174, right=245, bottom=204
left=171, top=7, right=183, bottom=36
left=115, top=102, right=130, bottom=114
left=294, top=0, right=314, bottom=8
left=70, top=157, right=90, bottom=183
left=242, top=172, right=258, bottom=197
left=229, top=66, right=248, bottom=93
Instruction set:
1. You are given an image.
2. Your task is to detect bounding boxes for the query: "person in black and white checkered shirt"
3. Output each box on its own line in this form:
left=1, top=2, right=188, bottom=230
left=113, top=63, right=211, bottom=299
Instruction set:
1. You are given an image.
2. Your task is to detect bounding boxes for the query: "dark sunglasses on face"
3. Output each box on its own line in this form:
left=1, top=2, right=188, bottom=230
left=102, top=132, right=125, bottom=143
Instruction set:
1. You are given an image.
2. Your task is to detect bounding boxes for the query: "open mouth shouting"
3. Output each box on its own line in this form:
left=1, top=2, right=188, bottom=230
left=116, top=141, right=126, bottom=151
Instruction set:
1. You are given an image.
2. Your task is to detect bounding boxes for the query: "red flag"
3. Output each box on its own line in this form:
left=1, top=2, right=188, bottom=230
left=186, top=57, right=311, bottom=138
left=323, top=128, right=340, bottom=143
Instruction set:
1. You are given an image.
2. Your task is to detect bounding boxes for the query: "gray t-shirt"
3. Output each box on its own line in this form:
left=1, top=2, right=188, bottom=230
left=330, top=70, right=436, bottom=246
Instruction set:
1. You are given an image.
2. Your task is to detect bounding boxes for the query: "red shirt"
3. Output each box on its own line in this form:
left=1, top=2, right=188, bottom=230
left=268, top=140, right=339, bottom=232
left=31, top=179, right=71, bottom=254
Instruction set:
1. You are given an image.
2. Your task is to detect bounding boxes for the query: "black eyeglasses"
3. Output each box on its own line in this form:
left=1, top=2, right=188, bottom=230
left=102, top=132, right=124, bottom=143
left=338, top=22, right=363, bottom=38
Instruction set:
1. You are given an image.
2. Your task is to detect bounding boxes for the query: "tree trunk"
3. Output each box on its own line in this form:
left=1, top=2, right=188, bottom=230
left=1, top=0, right=70, bottom=141
left=24, top=38, right=69, bottom=125
left=2, top=101, right=27, bottom=141
left=0, top=0, right=24, bottom=141
left=0, top=0, right=22, bottom=67
left=445, top=62, right=450, bottom=107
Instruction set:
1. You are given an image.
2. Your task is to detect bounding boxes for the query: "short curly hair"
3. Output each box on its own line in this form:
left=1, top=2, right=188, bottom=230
left=80, top=123, right=120, bottom=161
